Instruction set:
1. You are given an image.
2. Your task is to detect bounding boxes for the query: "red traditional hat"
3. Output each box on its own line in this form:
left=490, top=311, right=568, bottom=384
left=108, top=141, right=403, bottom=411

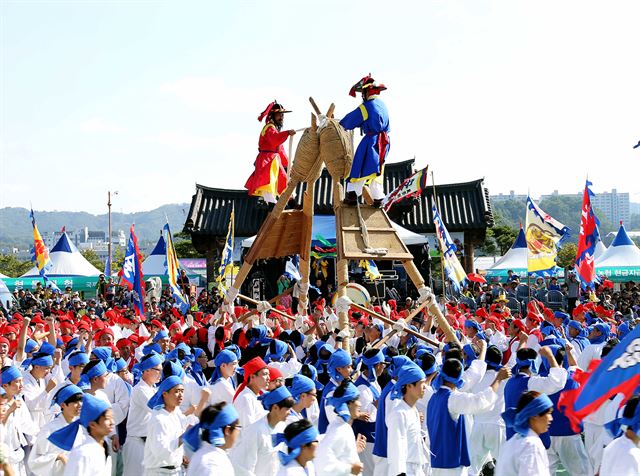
left=512, top=319, right=527, bottom=333
left=349, top=74, right=387, bottom=97
left=116, top=338, right=132, bottom=349
left=476, top=308, right=489, bottom=319
left=257, top=101, right=291, bottom=122
left=169, top=322, right=182, bottom=332
left=268, top=366, right=283, bottom=381
left=243, top=357, right=268, bottom=381
left=150, top=319, right=164, bottom=329
left=0, top=337, right=9, bottom=346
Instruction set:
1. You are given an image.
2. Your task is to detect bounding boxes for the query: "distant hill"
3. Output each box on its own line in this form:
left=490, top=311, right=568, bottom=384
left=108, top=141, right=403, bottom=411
left=0, top=204, right=191, bottom=250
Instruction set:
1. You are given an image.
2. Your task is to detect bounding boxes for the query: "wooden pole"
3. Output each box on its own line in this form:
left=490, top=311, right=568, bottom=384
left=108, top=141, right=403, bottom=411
left=372, top=299, right=432, bottom=348
left=332, top=180, right=351, bottom=351
left=238, top=287, right=293, bottom=322
left=297, top=182, right=316, bottom=315
left=349, top=302, right=439, bottom=346
left=237, top=293, right=295, bottom=322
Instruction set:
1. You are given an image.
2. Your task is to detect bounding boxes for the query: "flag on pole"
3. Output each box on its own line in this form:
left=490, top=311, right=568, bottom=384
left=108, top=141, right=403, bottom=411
left=216, top=205, right=235, bottom=294
left=359, top=259, right=382, bottom=280
left=432, top=205, right=467, bottom=293
left=164, top=223, right=189, bottom=314
left=120, top=225, right=145, bottom=317
left=29, top=209, right=53, bottom=283
left=575, top=180, right=601, bottom=290
left=559, top=323, right=640, bottom=432
left=525, top=196, right=570, bottom=276
left=284, top=256, right=302, bottom=281
left=104, top=254, right=112, bottom=277
left=383, top=166, right=429, bottom=211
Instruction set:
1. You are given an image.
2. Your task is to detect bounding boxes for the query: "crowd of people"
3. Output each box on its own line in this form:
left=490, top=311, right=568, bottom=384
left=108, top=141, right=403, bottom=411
left=0, top=268, right=637, bottom=476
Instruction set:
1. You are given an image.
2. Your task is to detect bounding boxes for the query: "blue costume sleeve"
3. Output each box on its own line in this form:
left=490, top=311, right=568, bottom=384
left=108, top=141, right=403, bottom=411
left=339, top=104, right=368, bottom=131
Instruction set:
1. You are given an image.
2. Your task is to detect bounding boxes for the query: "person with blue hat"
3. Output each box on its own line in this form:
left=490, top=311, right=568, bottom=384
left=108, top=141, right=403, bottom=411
left=601, top=395, right=640, bottom=476
left=231, top=385, right=294, bottom=476
left=65, top=350, right=89, bottom=387
left=273, top=418, right=319, bottom=476
left=353, top=348, right=384, bottom=475
left=427, top=357, right=510, bottom=476
left=567, top=320, right=589, bottom=353
left=184, top=402, right=241, bottom=474
left=266, top=339, right=302, bottom=379
left=318, top=348, right=352, bottom=433
left=578, top=321, right=610, bottom=371
left=387, top=363, right=428, bottom=476
left=48, top=392, right=114, bottom=475
left=28, top=384, right=84, bottom=476
left=495, top=390, right=554, bottom=475
left=208, top=349, right=238, bottom=406
left=122, top=351, right=163, bottom=476
left=0, top=365, right=39, bottom=474
left=22, top=350, right=58, bottom=427
left=285, top=374, right=317, bottom=425
left=315, top=379, right=365, bottom=476
left=142, top=375, right=190, bottom=475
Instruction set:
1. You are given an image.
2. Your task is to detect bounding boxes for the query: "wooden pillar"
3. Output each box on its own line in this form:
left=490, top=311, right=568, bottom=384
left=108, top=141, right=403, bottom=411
left=297, top=183, right=315, bottom=315
left=332, top=181, right=350, bottom=350
left=205, top=247, right=217, bottom=289
left=463, top=241, right=475, bottom=273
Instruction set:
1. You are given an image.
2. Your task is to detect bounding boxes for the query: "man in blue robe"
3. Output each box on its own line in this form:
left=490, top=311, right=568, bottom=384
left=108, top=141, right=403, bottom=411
left=339, top=74, right=390, bottom=207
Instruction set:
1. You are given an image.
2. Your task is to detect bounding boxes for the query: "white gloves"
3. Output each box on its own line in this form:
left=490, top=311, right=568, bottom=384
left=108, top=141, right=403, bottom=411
left=335, top=296, right=353, bottom=314
left=392, top=321, right=406, bottom=333
left=257, top=301, right=272, bottom=313
left=295, top=315, right=306, bottom=331
left=418, top=286, right=435, bottom=305
left=226, top=286, right=239, bottom=303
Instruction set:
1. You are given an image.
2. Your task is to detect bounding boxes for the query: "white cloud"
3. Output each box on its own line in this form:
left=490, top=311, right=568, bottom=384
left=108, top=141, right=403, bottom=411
left=79, top=118, right=127, bottom=134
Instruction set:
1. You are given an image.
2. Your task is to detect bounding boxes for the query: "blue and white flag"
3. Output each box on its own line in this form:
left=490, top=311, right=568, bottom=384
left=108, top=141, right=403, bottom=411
left=284, top=255, right=302, bottom=281
left=432, top=205, right=467, bottom=293
left=120, top=225, right=145, bottom=317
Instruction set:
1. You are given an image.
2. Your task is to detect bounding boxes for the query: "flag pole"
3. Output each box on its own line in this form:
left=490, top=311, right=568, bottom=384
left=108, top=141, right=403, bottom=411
left=431, top=171, right=447, bottom=301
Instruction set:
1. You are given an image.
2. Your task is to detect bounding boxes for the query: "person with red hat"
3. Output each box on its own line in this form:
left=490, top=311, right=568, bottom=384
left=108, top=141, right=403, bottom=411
left=244, top=101, right=296, bottom=205
left=233, top=356, right=270, bottom=429
left=340, top=74, right=390, bottom=207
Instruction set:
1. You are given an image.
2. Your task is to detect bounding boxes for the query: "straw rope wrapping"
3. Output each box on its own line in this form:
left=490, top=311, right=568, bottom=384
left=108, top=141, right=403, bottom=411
left=290, top=127, right=323, bottom=183
left=319, top=118, right=354, bottom=180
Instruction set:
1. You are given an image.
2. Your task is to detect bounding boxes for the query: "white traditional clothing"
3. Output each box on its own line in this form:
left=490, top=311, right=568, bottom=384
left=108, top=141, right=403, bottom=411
left=316, top=417, right=359, bottom=476
left=234, top=386, right=268, bottom=429
left=63, top=428, right=112, bottom=476
left=495, top=429, right=550, bottom=476
left=600, top=435, right=640, bottom=476
left=577, top=342, right=605, bottom=371
left=356, top=378, right=380, bottom=476
left=276, top=460, right=316, bottom=476
left=268, top=358, right=302, bottom=379
left=104, top=373, right=131, bottom=427
left=123, top=379, right=155, bottom=476
left=142, top=407, right=189, bottom=475
left=186, top=442, right=234, bottom=475
left=2, top=397, right=39, bottom=476
left=28, top=413, right=83, bottom=476
left=22, top=370, right=54, bottom=427
left=387, top=399, right=427, bottom=476
left=208, top=377, right=235, bottom=406
left=230, top=414, right=284, bottom=476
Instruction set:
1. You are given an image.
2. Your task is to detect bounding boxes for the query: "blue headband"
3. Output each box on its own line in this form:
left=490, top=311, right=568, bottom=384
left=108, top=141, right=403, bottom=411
left=209, top=350, right=238, bottom=384
left=514, top=357, right=538, bottom=374
left=39, top=342, right=56, bottom=356
left=136, top=352, right=165, bottom=372
left=68, top=351, right=89, bottom=367
left=224, top=344, right=242, bottom=361
left=618, top=322, right=631, bottom=339
left=114, top=358, right=127, bottom=373
left=359, top=350, right=385, bottom=383
left=48, top=393, right=111, bottom=450
left=465, top=319, right=481, bottom=331
left=53, top=384, right=84, bottom=407
left=328, top=349, right=352, bottom=382
left=590, top=323, right=610, bottom=345
left=1, top=366, right=22, bottom=385
left=166, top=343, right=192, bottom=363
left=265, top=340, right=289, bottom=363
left=328, top=382, right=360, bottom=422
left=554, top=311, right=570, bottom=324
left=258, top=386, right=292, bottom=411
left=288, top=375, right=316, bottom=403
left=273, top=426, right=319, bottom=466
left=163, top=359, right=186, bottom=380
left=391, top=364, right=426, bottom=400
left=502, top=394, right=553, bottom=436
left=388, top=355, right=412, bottom=379
left=92, top=347, right=117, bottom=372
left=433, top=366, right=464, bottom=391
left=463, top=344, right=478, bottom=368
left=302, top=364, right=323, bottom=391
left=147, top=375, right=183, bottom=410
left=24, top=338, right=39, bottom=354
left=23, top=352, right=53, bottom=369
left=153, top=330, right=169, bottom=343
left=79, top=361, right=108, bottom=389
left=143, top=343, right=163, bottom=356
left=568, top=320, right=583, bottom=331
left=249, top=326, right=270, bottom=348
left=183, top=403, right=239, bottom=452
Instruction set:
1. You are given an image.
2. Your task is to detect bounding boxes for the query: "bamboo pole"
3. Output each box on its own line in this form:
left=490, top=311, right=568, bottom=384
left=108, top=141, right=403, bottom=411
left=372, top=299, right=430, bottom=349
left=332, top=180, right=351, bottom=351
left=297, top=183, right=316, bottom=315
left=237, top=293, right=295, bottom=322
left=349, top=302, right=439, bottom=346
left=238, top=287, right=294, bottom=323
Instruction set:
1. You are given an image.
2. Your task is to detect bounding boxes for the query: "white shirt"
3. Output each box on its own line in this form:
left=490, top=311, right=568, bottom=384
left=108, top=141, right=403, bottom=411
left=315, top=417, right=359, bottom=476
left=448, top=386, right=498, bottom=421
left=495, top=429, right=550, bottom=476
left=269, top=358, right=302, bottom=379
left=526, top=367, right=567, bottom=395
left=578, top=342, right=605, bottom=371
left=2, top=396, right=39, bottom=465
left=125, top=379, right=155, bottom=437
left=208, top=377, right=235, bottom=406
left=234, top=386, right=268, bottom=429
left=186, top=442, right=235, bottom=475
left=22, top=370, right=54, bottom=427
left=600, top=435, right=640, bottom=476
left=143, top=407, right=189, bottom=471
left=63, top=429, right=112, bottom=476
left=28, top=413, right=84, bottom=476
left=230, top=415, right=284, bottom=476
left=356, top=380, right=380, bottom=423
left=104, top=372, right=131, bottom=426
left=276, top=460, right=316, bottom=476
left=472, top=369, right=507, bottom=425
left=386, top=399, right=426, bottom=476
left=460, top=360, right=488, bottom=392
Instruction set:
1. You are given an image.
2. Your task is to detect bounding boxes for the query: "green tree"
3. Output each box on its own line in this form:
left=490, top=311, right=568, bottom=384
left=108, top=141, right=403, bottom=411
left=80, top=249, right=104, bottom=272
left=479, top=223, right=519, bottom=256
left=0, top=254, right=33, bottom=277
left=173, top=231, right=204, bottom=258
left=557, top=243, right=578, bottom=269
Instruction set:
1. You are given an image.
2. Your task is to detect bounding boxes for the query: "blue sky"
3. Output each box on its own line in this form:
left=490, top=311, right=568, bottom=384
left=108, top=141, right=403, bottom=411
left=2, top=1, right=640, bottom=214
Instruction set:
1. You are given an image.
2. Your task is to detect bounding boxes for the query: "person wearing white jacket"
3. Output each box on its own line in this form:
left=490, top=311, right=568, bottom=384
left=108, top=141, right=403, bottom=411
left=316, top=380, right=366, bottom=476
left=274, top=419, right=319, bottom=476
left=28, top=384, right=84, bottom=476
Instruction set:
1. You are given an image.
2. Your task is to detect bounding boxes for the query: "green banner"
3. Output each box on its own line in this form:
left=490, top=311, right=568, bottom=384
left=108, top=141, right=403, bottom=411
left=595, top=266, right=640, bottom=282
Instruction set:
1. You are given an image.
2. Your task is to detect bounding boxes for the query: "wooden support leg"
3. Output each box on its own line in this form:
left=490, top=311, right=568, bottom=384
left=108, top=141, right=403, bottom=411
left=298, top=184, right=315, bottom=315
left=402, top=259, right=460, bottom=345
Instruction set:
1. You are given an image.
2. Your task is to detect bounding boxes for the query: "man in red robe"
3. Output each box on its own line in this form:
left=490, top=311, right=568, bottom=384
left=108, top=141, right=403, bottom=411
left=244, top=101, right=296, bottom=204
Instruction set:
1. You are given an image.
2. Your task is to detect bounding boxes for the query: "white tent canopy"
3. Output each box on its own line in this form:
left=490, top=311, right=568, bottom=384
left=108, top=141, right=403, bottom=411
left=593, top=239, right=607, bottom=260
left=21, top=233, right=102, bottom=277
left=241, top=214, right=428, bottom=248
left=595, top=224, right=640, bottom=281
left=142, top=235, right=168, bottom=276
